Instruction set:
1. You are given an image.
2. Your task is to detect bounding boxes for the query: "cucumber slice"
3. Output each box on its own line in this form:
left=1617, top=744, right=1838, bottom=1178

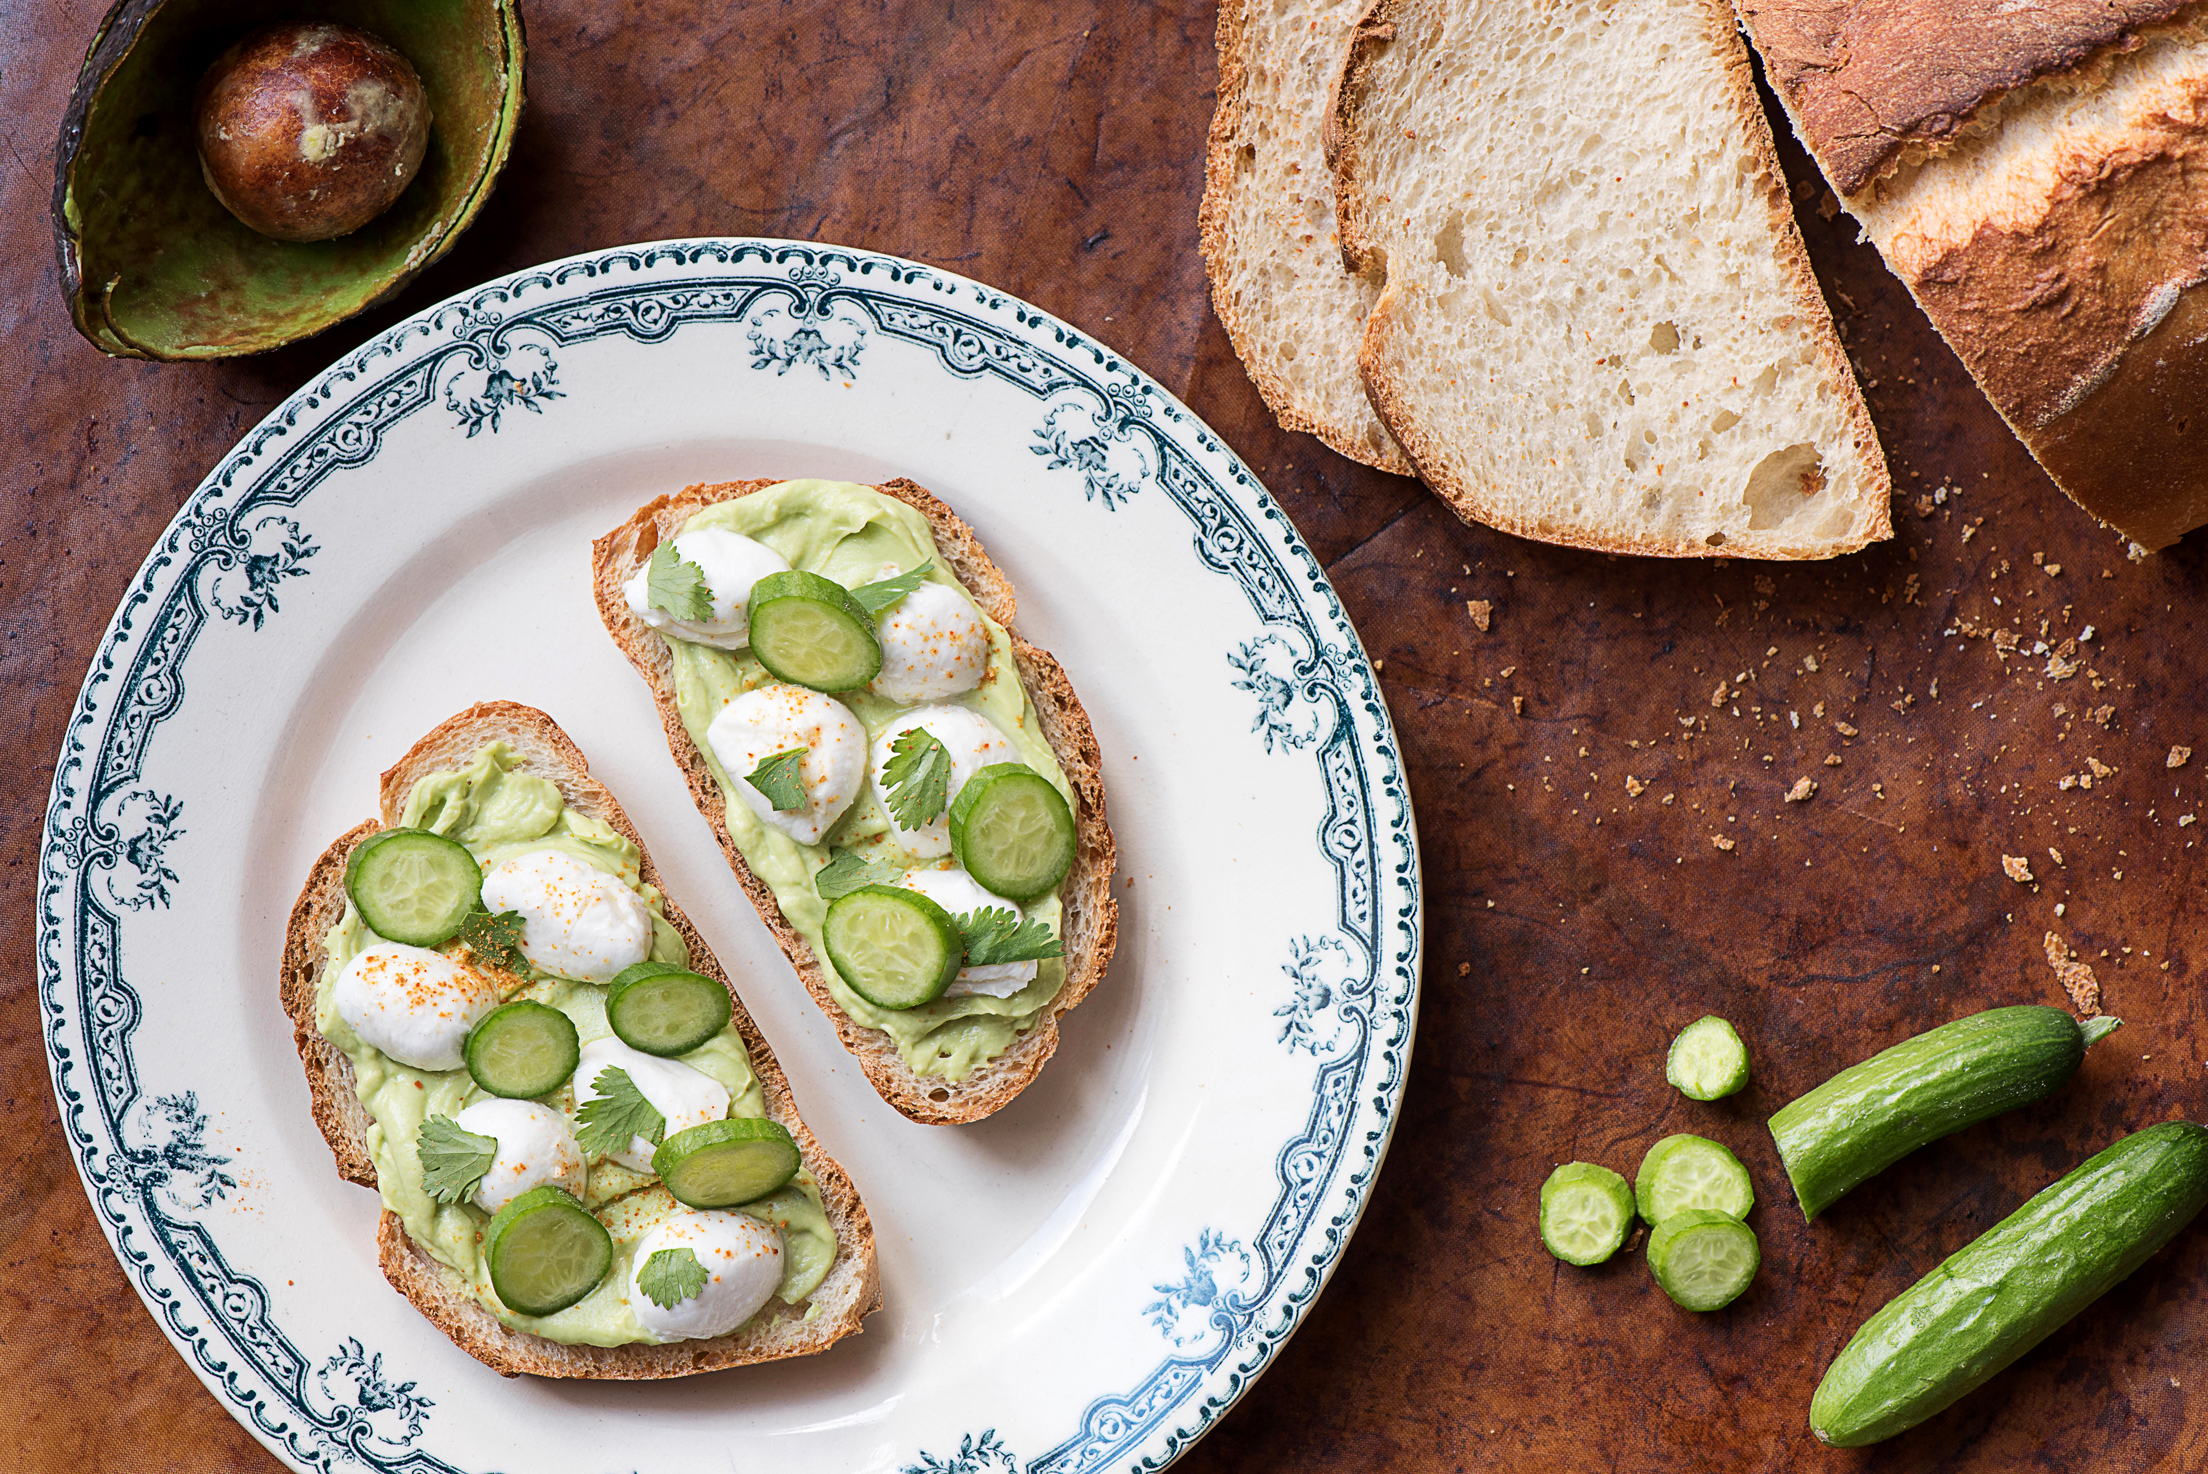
left=1636, top=1134, right=1755, bottom=1224
left=653, top=1116, right=803, bottom=1207
left=347, top=828, right=482, bottom=946
left=484, top=1185, right=612, bottom=1317
left=606, top=963, right=733, bottom=1056
left=1538, top=1162, right=1635, bottom=1266
left=747, top=570, right=882, bottom=692
left=464, top=1001, right=581, bottom=1099
left=1666, top=1015, right=1750, bottom=1101
left=821, top=885, right=963, bottom=1009
left=1646, top=1209, right=1759, bottom=1311
left=947, top=763, right=1076, bottom=903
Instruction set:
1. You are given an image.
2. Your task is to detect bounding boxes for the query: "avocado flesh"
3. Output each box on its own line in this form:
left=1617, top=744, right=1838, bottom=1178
left=55, top=0, right=524, bottom=360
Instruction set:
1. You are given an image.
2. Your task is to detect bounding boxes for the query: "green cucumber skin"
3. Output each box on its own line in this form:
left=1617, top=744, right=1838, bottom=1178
left=1769, top=1006, right=2102, bottom=1220
left=1811, top=1121, right=2208, bottom=1448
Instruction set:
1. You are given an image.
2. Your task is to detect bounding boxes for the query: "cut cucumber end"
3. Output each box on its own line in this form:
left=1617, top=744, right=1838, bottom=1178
left=748, top=571, right=883, bottom=691
left=465, top=1001, right=581, bottom=1099
left=653, top=1117, right=803, bottom=1207
left=1666, top=1015, right=1750, bottom=1101
left=484, top=1186, right=612, bottom=1317
left=347, top=828, right=482, bottom=946
left=1635, top=1133, right=1755, bottom=1224
left=606, top=966, right=733, bottom=1056
left=1539, top=1162, right=1635, bottom=1266
left=1647, top=1209, right=1759, bottom=1311
left=2079, top=1014, right=2124, bottom=1048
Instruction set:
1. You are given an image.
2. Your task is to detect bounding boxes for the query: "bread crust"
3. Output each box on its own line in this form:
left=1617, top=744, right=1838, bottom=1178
left=1331, top=0, right=1891, bottom=559
left=279, top=701, right=882, bottom=1378
left=1737, top=0, right=2205, bottom=196
left=590, top=479, right=1119, bottom=1125
left=1198, top=0, right=1415, bottom=474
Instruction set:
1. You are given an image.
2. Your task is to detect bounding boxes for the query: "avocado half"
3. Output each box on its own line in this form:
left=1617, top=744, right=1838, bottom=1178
left=53, top=0, right=525, bottom=360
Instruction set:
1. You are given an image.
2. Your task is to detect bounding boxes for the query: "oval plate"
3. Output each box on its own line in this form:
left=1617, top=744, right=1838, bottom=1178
left=37, top=239, right=1421, bottom=1474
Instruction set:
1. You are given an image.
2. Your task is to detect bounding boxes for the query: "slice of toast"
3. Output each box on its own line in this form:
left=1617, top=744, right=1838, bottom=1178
left=1200, top=0, right=1414, bottom=474
left=1327, top=0, right=1892, bottom=559
left=590, top=479, right=1119, bottom=1127
left=279, top=701, right=881, bottom=1378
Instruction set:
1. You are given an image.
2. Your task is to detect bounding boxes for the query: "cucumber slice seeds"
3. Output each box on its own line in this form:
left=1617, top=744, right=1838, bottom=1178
left=1647, top=1209, right=1760, bottom=1311
left=347, top=828, right=482, bottom=946
left=1636, top=1134, right=1755, bottom=1225
left=1539, top=1162, right=1636, bottom=1266
left=822, top=885, right=963, bottom=1009
left=465, top=1001, right=581, bottom=1099
left=747, top=570, right=882, bottom=691
left=1666, top=1015, right=1750, bottom=1101
left=654, top=1116, right=803, bottom=1208
left=484, top=1185, right=613, bottom=1317
left=949, top=763, right=1077, bottom=903
left=606, top=962, right=733, bottom=1057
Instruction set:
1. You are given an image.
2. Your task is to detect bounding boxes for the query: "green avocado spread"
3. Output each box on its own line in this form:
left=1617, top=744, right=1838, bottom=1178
left=659, top=479, right=1076, bottom=1080
left=315, top=742, right=836, bottom=1348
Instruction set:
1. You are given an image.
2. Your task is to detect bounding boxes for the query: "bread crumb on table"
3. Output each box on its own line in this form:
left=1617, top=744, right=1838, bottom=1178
left=2043, top=931, right=2101, bottom=1016
left=2170, top=746, right=2193, bottom=769
left=1785, top=778, right=1816, bottom=803
left=1466, top=599, right=1492, bottom=633
left=1711, top=835, right=1736, bottom=852
left=2002, top=854, right=2035, bottom=883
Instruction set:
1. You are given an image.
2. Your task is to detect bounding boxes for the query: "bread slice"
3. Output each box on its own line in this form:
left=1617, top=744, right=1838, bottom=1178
left=1326, top=0, right=1892, bottom=558
left=279, top=701, right=881, bottom=1378
left=1738, top=1, right=2208, bottom=548
left=591, top=479, right=1119, bottom=1127
left=1200, top=0, right=1414, bottom=474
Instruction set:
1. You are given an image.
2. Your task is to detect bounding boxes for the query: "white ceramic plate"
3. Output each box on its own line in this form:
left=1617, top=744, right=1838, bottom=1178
left=38, top=239, right=1421, bottom=1474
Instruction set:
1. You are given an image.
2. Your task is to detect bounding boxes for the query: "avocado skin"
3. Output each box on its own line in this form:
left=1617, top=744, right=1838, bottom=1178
left=52, top=0, right=526, bottom=360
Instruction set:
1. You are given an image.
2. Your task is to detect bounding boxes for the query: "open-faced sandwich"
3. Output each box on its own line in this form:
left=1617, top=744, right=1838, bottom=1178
left=281, top=701, right=879, bottom=1378
left=591, top=478, right=1118, bottom=1125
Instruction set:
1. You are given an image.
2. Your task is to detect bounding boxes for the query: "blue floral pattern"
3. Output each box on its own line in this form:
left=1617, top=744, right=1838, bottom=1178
left=38, top=239, right=1420, bottom=1474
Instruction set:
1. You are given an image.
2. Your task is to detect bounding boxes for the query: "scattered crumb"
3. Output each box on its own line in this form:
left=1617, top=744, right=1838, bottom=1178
left=2044, top=932, right=2102, bottom=1016
left=2087, top=756, right=2116, bottom=779
left=1785, top=777, right=1816, bottom=803
left=1661, top=793, right=1676, bottom=806
left=1512, top=696, right=1524, bottom=716
left=1625, top=775, right=1646, bottom=796
left=2048, top=847, right=2064, bottom=867
left=1711, top=835, right=1736, bottom=852
left=2182, top=815, right=2197, bottom=827
left=1466, top=599, right=1492, bottom=633
left=1457, top=962, right=1470, bottom=977
left=2002, top=855, right=2035, bottom=883
left=1500, top=666, right=1516, bottom=678
left=2170, top=746, right=2193, bottom=770
left=1835, top=720, right=1859, bottom=738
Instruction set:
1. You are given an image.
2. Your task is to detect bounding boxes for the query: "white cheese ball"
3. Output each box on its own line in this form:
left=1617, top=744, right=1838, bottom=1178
left=706, top=683, right=866, bottom=846
left=629, top=1207, right=785, bottom=1341
left=622, top=528, right=790, bottom=649
left=332, top=941, right=499, bottom=1071
left=451, top=1098, right=586, bottom=1214
left=869, top=705, right=1018, bottom=858
left=871, top=577, right=988, bottom=702
left=571, top=1036, right=730, bottom=1174
left=480, top=849, right=655, bottom=983
left=898, top=865, right=1038, bottom=998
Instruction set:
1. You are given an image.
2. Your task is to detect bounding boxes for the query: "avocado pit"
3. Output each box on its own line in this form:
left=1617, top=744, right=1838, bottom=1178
left=194, top=22, right=431, bottom=243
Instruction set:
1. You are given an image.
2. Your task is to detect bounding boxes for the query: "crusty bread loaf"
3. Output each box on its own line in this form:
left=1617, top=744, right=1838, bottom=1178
left=1200, top=0, right=1414, bottom=473
left=1327, top=0, right=1892, bottom=559
left=590, top=480, right=1119, bottom=1127
left=279, top=701, right=881, bottom=1379
left=1738, top=1, right=2208, bottom=548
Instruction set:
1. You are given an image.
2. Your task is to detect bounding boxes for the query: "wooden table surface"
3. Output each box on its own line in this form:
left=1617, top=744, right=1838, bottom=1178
left=7, top=2, right=2206, bottom=1470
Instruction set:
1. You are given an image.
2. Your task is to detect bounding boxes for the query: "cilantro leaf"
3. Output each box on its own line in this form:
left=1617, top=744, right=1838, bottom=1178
left=815, top=848, right=903, bottom=901
left=457, top=907, right=530, bottom=973
left=882, top=727, right=954, bottom=829
left=646, top=543, right=714, bottom=623
left=848, top=561, right=933, bottom=616
left=637, top=1246, right=711, bottom=1309
left=745, top=747, right=810, bottom=812
left=953, top=907, right=1064, bottom=966
left=418, top=1115, right=498, bottom=1205
left=574, top=1067, right=666, bottom=1159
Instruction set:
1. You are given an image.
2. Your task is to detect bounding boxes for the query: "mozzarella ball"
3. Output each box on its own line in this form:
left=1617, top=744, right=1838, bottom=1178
left=706, top=683, right=866, bottom=846
left=572, top=1037, right=731, bottom=1173
left=451, top=1099, right=586, bottom=1214
left=480, top=850, right=655, bottom=982
left=898, top=866, right=1039, bottom=997
left=332, top=942, right=499, bottom=1071
left=629, top=1207, right=784, bottom=1341
left=623, top=528, right=791, bottom=649
left=870, top=706, right=1018, bottom=858
left=871, top=577, right=988, bottom=702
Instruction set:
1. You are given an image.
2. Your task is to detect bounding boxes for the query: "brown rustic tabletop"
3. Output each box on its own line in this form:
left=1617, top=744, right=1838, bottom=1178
left=6, top=2, right=2206, bottom=1470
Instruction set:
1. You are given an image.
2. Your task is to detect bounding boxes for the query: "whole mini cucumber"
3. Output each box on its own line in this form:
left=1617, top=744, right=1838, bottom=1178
left=1812, top=1121, right=2208, bottom=1447
left=1769, top=1006, right=2122, bottom=1219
